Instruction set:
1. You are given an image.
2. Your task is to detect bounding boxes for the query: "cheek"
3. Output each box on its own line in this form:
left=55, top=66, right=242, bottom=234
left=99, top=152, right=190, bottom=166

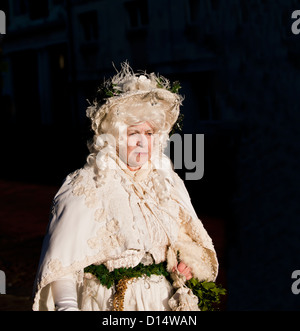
left=127, top=136, right=138, bottom=147
left=147, top=137, right=153, bottom=152
left=126, top=138, right=138, bottom=158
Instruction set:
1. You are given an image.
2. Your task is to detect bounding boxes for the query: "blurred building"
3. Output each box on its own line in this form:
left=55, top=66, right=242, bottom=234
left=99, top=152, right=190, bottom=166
left=0, top=0, right=227, bottom=131
left=0, top=0, right=237, bottom=214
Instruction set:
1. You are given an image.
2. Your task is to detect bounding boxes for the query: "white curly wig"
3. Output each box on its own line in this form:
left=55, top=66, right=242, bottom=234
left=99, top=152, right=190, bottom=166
left=85, top=62, right=183, bottom=188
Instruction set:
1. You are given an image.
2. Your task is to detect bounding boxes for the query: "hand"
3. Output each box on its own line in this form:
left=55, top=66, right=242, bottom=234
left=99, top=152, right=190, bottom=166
left=173, top=262, right=192, bottom=280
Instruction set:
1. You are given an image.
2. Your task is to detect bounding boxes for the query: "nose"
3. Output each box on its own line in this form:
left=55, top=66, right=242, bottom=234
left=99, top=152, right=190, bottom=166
left=137, top=134, right=148, bottom=147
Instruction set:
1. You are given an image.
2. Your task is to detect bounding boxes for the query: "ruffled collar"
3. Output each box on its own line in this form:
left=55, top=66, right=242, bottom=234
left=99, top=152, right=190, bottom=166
left=114, top=154, right=153, bottom=182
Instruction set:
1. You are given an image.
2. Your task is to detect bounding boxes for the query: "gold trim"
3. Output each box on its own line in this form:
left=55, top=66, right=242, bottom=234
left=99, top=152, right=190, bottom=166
left=113, top=277, right=134, bottom=311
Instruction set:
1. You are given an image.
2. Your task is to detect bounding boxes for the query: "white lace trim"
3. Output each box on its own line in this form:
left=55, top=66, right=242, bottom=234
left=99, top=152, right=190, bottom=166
left=69, top=157, right=172, bottom=262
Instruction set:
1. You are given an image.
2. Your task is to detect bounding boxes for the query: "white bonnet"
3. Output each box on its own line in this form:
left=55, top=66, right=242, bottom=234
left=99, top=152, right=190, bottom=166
left=86, top=62, right=183, bottom=135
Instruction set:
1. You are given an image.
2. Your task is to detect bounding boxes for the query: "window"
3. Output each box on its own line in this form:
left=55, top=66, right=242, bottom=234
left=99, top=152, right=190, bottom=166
left=13, top=0, right=28, bottom=16
left=210, top=0, right=219, bottom=11
left=188, top=0, right=200, bottom=23
left=28, top=0, right=49, bottom=20
left=53, top=0, right=65, bottom=5
left=125, top=0, right=149, bottom=28
left=79, top=11, right=98, bottom=41
left=124, top=1, right=149, bottom=66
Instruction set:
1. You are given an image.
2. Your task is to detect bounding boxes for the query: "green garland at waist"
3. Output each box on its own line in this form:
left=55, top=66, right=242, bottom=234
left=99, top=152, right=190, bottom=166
left=84, top=262, right=226, bottom=311
left=84, top=262, right=170, bottom=289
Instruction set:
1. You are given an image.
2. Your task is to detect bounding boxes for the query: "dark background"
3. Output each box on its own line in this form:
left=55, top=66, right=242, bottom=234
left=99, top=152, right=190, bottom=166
left=0, top=0, right=299, bottom=310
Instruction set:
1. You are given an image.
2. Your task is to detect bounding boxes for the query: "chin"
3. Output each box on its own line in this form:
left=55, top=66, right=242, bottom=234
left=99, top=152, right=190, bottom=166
left=128, top=155, right=149, bottom=168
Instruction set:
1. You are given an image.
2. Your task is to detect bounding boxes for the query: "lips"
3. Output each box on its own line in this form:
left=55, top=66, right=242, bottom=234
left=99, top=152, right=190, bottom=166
left=134, top=151, right=148, bottom=155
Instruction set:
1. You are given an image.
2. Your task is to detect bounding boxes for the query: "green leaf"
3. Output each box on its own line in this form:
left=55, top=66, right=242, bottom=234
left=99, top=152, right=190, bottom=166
left=170, top=81, right=181, bottom=94
left=202, top=281, right=215, bottom=290
left=186, top=278, right=226, bottom=311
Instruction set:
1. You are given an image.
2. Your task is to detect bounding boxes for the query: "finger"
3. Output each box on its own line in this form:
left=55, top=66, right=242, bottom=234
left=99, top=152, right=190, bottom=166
left=177, top=262, right=187, bottom=273
left=177, top=262, right=193, bottom=280
left=185, top=272, right=192, bottom=280
left=181, top=268, right=191, bottom=277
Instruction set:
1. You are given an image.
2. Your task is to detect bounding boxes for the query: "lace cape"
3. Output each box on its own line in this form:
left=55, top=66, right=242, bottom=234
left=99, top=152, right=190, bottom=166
left=32, top=154, right=218, bottom=310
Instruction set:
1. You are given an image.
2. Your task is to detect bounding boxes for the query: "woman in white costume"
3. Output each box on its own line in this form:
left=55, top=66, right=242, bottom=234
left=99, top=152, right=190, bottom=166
left=32, top=63, right=219, bottom=311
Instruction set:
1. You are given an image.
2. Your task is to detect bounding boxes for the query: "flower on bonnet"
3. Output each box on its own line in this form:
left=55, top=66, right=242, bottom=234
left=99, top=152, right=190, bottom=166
left=114, top=73, right=158, bottom=93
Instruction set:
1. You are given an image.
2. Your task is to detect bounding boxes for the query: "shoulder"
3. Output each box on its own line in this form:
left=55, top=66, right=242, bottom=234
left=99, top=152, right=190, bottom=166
left=58, top=163, right=104, bottom=194
left=52, top=163, right=125, bottom=212
left=50, top=165, right=98, bottom=211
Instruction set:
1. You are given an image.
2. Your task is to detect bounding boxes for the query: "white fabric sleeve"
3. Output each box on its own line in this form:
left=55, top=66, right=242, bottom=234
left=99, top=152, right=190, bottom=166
left=51, top=274, right=80, bottom=311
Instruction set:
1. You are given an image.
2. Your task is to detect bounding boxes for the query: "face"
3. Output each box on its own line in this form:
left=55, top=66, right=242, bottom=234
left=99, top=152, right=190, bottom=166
left=118, top=121, right=154, bottom=170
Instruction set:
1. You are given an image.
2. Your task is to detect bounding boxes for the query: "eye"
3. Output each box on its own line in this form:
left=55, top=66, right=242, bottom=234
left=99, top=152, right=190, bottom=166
left=146, top=132, right=153, bottom=136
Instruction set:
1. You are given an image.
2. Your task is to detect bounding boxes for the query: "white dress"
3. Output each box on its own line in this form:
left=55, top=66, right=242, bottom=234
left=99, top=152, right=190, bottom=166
left=32, top=154, right=218, bottom=311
